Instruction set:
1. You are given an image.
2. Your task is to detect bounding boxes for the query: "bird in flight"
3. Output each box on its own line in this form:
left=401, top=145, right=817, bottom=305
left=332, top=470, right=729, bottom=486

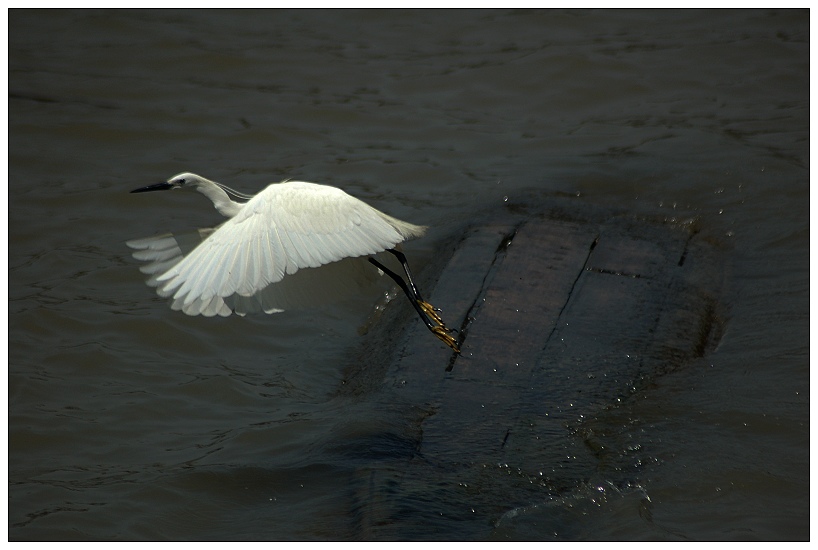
left=127, top=172, right=460, bottom=352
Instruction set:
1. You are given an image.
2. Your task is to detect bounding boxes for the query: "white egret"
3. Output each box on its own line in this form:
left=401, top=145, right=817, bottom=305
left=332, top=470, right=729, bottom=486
left=127, top=172, right=459, bottom=352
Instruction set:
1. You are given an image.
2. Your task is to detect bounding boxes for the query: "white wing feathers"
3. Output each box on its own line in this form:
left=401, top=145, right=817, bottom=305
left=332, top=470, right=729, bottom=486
left=127, top=181, right=426, bottom=317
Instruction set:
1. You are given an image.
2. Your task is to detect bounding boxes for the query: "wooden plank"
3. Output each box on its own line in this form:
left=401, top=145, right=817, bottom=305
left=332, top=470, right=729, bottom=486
left=342, top=222, right=518, bottom=396
left=418, top=220, right=599, bottom=462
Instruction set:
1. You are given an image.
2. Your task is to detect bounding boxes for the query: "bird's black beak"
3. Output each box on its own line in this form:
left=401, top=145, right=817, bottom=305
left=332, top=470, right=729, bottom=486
left=131, top=181, right=174, bottom=193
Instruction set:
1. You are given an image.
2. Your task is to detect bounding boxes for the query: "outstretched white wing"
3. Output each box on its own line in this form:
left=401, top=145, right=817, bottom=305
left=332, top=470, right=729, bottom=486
left=128, top=181, right=425, bottom=317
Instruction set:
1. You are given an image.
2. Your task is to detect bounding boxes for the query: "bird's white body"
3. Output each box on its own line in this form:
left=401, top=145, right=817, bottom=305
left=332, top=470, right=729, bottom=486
left=128, top=173, right=426, bottom=318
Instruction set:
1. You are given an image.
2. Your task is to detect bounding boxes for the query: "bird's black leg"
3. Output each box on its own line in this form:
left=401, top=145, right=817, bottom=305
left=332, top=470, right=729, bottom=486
left=386, top=249, right=424, bottom=302
left=368, top=255, right=459, bottom=353
left=385, top=249, right=446, bottom=327
left=369, top=257, right=436, bottom=331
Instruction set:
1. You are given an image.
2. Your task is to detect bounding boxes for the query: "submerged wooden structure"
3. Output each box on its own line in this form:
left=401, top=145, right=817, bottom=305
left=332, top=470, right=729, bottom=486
left=340, top=196, right=726, bottom=539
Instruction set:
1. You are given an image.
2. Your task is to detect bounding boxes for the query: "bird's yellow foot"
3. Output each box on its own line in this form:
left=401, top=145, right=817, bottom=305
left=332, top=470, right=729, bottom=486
left=432, top=326, right=461, bottom=354
left=416, top=300, right=459, bottom=352
left=418, top=300, right=445, bottom=326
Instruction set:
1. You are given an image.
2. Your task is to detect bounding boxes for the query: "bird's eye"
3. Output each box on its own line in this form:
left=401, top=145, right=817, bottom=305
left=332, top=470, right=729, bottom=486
left=177, top=179, right=186, bottom=185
